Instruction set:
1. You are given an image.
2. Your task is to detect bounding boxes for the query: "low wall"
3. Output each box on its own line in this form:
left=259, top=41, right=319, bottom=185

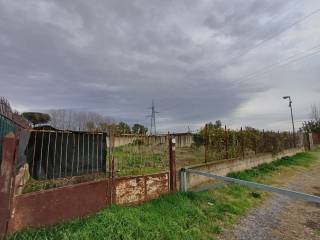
left=7, top=172, right=169, bottom=234
left=182, top=147, right=304, bottom=189
left=312, top=133, right=320, bottom=145
left=114, top=172, right=169, bottom=205
left=8, top=179, right=109, bottom=233
left=111, top=134, right=193, bottom=148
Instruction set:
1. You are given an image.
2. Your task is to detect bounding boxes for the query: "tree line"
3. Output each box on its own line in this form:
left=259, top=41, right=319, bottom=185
left=22, top=109, right=148, bottom=134
left=301, top=103, right=320, bottom=133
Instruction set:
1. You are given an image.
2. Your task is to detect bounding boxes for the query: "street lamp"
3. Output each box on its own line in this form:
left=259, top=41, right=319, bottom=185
left=282, top=96, right=296, bottom=147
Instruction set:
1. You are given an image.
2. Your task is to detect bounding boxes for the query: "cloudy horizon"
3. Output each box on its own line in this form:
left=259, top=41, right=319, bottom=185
left=1, top=0, right=320, bottom=133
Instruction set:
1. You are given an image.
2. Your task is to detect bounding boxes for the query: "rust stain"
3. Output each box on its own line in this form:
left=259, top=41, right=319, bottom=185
left=146, top=173, right=169, bottom=200
left=115, top=173, right=169, bottom=205
left=7, top=172, right=170, bottom=235
left=115, top=177, right=145, bottom=205
left=8, top=179, right=108, bottom=234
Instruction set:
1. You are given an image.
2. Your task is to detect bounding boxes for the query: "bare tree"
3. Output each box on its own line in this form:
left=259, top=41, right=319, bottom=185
left=48, top=109, right=114, bottom=131
left=311, top=103, right=320, bottom=122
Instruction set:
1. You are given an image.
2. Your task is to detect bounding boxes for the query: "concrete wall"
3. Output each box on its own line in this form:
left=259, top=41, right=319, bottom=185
left=110, top=133, right=193, bottom=148
left=181, top=147, right=304, bottom=190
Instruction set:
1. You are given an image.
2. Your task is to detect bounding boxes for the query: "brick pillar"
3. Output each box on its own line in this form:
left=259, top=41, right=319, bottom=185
left=0, top=133, right=17, bottom=237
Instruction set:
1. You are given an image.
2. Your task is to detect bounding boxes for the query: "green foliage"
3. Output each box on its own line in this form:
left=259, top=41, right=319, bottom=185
left=10, top=184, right=260, bottom=240
left=98, top=121, right=109, bottom=132
left=132, top=139, right=144, bottom=145
left=113, top=144, right=167, bottom=176
left=22, top=112, right=51, bottom=126
left=132, top=124, right=148, bottom=134
left=192, top=133, right=204, bottom=146
left=194, top=122, right=296, bottom=161
left=10, top=151, right=317, bottom=240
left=301, top=120, right=320, bottom=133
left=117, top=121, right=131, bottom=134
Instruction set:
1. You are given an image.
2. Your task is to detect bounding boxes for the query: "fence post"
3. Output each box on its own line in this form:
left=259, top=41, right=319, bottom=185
left=225, top=125, right=228, bottom=159
left=180, top=168, right=187, bottom=192
left=262, top=129, right=265, bottom=153
left=240, top=127, right=244, bottom=159
left=169, top=136, right=177, bottom=193
left=204, top=124, right=208, bottom=164
left=106, top=132, right=115, bottom=206
left=254, top=133, right=257, bottom=155
left=0, top=133, right=17, bottom=237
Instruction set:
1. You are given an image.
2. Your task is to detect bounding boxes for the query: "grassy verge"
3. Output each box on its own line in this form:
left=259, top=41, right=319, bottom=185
left=9, top=150, right=318, bottom=240
left=227, top=151, right=316, bottom=181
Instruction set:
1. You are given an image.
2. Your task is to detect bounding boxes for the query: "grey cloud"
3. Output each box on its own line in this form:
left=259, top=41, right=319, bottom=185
left=0, top=0, right=318, bottom=132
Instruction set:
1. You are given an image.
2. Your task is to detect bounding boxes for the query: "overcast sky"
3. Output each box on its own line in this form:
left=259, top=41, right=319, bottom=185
left=1, top=0, right=320, bottom=132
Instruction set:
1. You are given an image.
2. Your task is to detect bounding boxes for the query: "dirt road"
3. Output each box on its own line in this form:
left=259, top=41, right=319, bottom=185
left=220, top=154, right=320, bottom=240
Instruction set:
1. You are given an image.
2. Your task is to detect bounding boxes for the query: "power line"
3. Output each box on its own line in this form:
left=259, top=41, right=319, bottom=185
left=231, top=8, right=320, bottom=62
left=195, top=6, right=320, bottom=74
left=149, top=6, right=320, bottom=118
left=234, top=44, right=320, bottom=85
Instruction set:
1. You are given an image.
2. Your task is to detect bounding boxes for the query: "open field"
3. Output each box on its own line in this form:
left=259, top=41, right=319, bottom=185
left=9, top=148, right=319, bottom=240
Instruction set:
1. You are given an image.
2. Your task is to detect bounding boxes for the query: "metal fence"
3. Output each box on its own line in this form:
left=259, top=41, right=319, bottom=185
left=175, top=125, right=303, bottom=166
left=20, top=129, right=107, bottom=180
left=0, top=97, right=30, bottom=167
left=110, top=134, right=169, bottom=176
left=0, top=115, right=17, bottom=165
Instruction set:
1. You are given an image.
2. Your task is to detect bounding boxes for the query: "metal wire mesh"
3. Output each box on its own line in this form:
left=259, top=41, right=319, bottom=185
left=111, top=134, right=169, bottom=176
left=176, top=125, right=302, bottom=167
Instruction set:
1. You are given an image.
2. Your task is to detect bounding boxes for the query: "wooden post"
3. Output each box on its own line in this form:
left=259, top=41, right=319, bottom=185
left=0, top=133, right=18, bottom=237
left=254, top=134, right=257, bottom=155
left=204, top=124, right=208, bottom=164
left=262, top=129, right=265, bottom=153
left=225, top=125, right=228, bottom=159
left=240, top=127, right=244, bottom=159
left=169, top=136, right=177, bottom=193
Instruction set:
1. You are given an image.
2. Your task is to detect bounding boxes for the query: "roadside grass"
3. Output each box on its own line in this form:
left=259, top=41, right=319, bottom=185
left=227, top=151, right=316, bottom=182
left=9, top=149, right=319, bottom=240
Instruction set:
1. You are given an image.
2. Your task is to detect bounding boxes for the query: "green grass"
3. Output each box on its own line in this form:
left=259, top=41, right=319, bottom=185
left=113, top=144, right=168, bottom=176
left=9, top=185, right=258, bottom=240
left=9, top=150, right=319, bottom=240
left=227, top=152, right=316, bottom=181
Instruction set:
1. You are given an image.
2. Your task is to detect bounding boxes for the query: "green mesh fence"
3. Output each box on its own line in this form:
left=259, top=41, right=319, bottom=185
left=0, top=115, right=17, bottom=165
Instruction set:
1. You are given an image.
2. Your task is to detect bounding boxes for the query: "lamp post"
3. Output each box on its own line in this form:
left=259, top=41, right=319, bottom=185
left=283, top=96, right=296, bottom=147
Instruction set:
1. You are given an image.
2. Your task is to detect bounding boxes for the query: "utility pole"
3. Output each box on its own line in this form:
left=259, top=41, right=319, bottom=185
left=283, top=96, right=296, bottom=147
left=147, top=100, right=159, bottom=135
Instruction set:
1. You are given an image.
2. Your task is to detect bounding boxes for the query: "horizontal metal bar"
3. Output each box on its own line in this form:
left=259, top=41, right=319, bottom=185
left=185, top=168, right=320, bottom=203
left=192, top=182, right=230, bottom=193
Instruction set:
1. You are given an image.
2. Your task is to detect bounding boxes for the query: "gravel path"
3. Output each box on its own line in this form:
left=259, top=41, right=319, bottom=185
left=220, top=158, right=320, bottom=240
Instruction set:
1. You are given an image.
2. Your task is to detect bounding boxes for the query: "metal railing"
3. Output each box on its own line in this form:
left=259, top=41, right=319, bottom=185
left=23, top=130, right=107, bottom=180
left=110, top=134, right=169, bottom=176
left=181, top=168, right=320, bottom=203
